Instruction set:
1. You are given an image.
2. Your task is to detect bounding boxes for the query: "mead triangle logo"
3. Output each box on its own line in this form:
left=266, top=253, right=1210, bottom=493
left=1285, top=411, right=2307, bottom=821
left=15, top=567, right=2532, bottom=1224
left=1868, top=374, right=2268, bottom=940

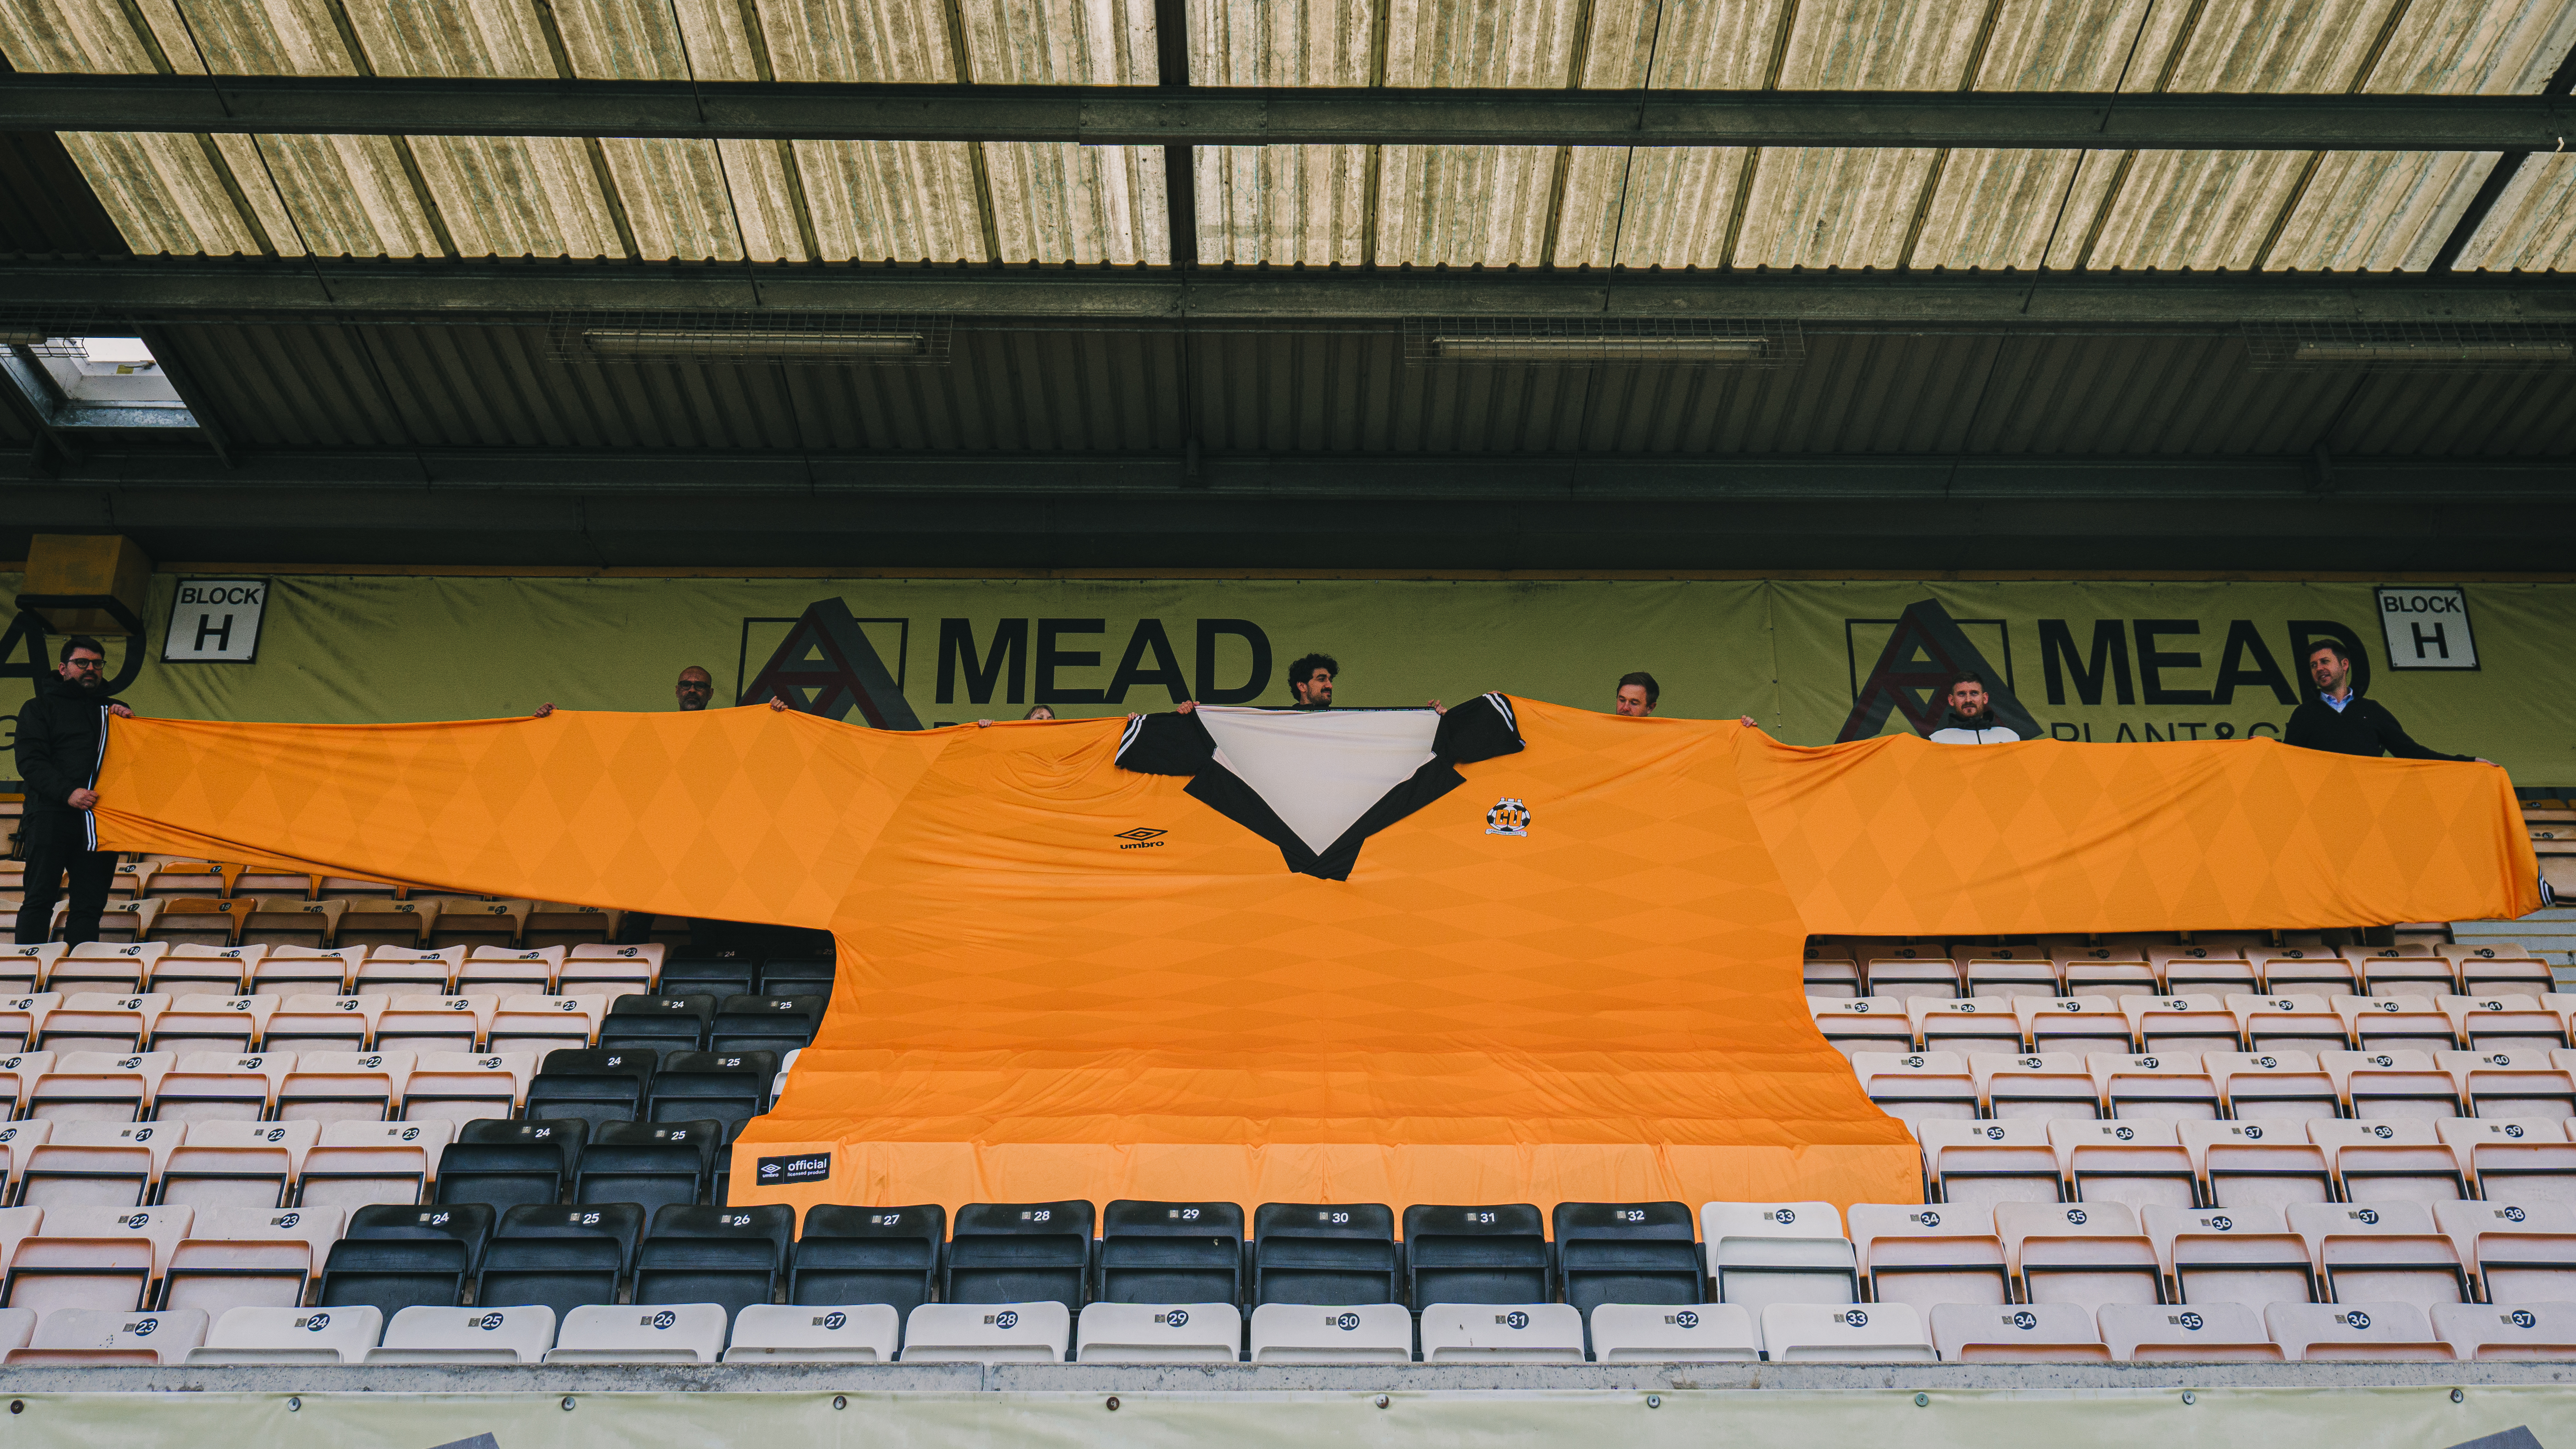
left=744, top=598, right=923, bottom=730
left=1837, top=597, right=2040, bottom=743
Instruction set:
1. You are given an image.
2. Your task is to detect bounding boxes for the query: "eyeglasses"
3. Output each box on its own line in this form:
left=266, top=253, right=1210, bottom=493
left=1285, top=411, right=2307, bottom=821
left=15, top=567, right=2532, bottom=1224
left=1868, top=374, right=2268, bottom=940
left=65, top=658, right=104, bottom=672
left=677, top=682, right=712, bottom=691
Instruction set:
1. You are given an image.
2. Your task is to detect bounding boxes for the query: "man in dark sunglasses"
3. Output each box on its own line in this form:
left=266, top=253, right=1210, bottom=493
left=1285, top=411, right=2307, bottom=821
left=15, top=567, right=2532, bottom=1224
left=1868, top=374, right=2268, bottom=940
left=15, top=635, right=137, bottom=944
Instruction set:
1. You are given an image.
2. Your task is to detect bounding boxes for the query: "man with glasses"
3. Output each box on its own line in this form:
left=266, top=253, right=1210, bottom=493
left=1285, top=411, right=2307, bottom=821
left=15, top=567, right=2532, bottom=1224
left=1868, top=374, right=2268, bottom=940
left=533, top=665, right=788, bottom=718
left=14, top=636, right=136, bottom=945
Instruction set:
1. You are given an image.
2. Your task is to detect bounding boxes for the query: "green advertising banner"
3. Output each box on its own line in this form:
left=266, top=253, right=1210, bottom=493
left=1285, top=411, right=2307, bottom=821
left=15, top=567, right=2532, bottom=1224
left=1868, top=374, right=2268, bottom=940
left=5, top=572, right=2570, bottom=784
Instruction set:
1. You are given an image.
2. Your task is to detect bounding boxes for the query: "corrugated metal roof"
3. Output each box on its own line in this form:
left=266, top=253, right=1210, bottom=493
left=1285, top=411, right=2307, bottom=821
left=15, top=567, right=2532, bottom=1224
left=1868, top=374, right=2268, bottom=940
left=2, top=0, right=2571, bottom=273
left=143, top=320, right=2576, bottom=455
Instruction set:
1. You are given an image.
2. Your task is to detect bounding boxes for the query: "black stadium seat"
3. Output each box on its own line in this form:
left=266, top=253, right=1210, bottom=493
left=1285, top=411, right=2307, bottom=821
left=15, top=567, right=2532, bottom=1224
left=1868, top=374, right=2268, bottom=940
left=1095, top=1199, right=1243, bottom=1305
left=317, top=1202, right=494, bottom=1317
left=575, top=1120, right=720, bottom=1214
left=646, top=1051, right=774, bottom=1135
left=434, top=1118, right=587, bottom=1212
left=1403, top=1202, right=1551, bottom=1307
left=661, top=950, right=758, bottom=1002
left=632, top=1203, right=793, bottom=1316
left=477, top=1202, right=645, bottom=1320
left=599, top=994, right=715, bottom=1054
left=1251, top=1202, right=1398, bottom=1306
left=709, top=994, right=822, bottom=1057
left=527, top=1048, right=655, bottom=1129
left=945, top=1200, right=1094, bottom=1312
left=754, top=955, right=834, bottom=1004
left=789, top=1204, right=945, bottom=1315
left=1553, top=1201, right=1704, bottom=1317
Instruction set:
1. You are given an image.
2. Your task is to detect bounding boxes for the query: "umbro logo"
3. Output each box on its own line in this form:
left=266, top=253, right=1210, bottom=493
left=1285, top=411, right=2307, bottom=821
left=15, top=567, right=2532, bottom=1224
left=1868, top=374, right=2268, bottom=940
left=1115, top=828, right=1168, bottom=850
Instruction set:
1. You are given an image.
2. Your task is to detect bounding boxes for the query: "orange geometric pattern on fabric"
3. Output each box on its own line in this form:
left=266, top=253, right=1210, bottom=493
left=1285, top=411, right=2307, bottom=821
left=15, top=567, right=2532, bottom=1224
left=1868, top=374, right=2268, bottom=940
left=88, top=698, right=2537, bottom=1222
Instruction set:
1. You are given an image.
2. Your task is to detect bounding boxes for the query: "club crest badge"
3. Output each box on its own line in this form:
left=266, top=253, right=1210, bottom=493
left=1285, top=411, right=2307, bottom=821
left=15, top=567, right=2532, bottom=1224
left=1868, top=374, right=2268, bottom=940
left=1485, top=798, right=1531, bottom=837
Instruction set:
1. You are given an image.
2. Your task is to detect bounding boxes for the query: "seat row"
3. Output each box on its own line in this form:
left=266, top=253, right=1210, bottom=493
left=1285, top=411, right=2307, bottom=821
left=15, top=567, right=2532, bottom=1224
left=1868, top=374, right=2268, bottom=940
left=1807, top=947, right=2554, bottom=1002
left=1913, top=1117, right=2572, bottom=1210
left=1853, top=1047, right=2576, bottom=1123
left=1, top=943, right=668, bottom=997
left=0, top=991, right=817, bottom=1059
left=1818, top=994, right=2576, bottom=1056
left=4, top=893, right=642, bottom=954
left=0, top=1049, right=774, bottom=1135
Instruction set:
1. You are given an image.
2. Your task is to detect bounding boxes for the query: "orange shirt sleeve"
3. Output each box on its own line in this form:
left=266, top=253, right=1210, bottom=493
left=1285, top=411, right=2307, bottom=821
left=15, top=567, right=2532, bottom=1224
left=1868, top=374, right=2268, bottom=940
left=88, top=709, right=947, bottom=929
left=1733, top=730, right=2541, bottom=938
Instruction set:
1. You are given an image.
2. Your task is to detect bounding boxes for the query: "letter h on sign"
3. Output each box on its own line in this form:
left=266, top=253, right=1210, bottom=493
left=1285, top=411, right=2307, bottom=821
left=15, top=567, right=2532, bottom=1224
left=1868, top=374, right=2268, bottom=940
left=163, top=579, right=268, bottom=663
left=2374, top=586, right=2478, bottom=671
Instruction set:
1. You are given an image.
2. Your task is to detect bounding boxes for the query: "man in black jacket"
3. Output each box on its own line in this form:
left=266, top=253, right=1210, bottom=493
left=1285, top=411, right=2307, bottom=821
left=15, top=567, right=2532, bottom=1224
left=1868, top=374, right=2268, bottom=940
left=2284, top=639, right=2494, bottom=765
left=15, top=635, right=137, bottom=944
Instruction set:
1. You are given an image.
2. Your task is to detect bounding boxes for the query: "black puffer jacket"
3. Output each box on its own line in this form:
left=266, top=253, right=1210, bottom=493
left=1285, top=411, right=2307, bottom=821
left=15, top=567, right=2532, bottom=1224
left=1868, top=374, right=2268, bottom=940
left=14, top=673, right=108, bottom=818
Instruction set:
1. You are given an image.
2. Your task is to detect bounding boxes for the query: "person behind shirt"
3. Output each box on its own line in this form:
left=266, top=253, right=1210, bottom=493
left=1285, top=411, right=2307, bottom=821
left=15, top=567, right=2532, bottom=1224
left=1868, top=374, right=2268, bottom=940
left=14, top=635, right=138, bottom=945
left=1173, top=653, right=1442, bottom=715
left=533, top=665, right=786, bottom=718
left=1615, top=671, right=1759, bottom=729
left=1927, top=672, right=2020, bottom=744
left=2285, top=640, right=2493, bottom=764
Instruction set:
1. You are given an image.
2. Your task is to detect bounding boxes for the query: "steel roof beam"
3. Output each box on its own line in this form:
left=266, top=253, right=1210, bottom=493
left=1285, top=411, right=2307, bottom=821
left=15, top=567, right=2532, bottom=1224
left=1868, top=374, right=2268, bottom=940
left=5, top=256, right=2572, bottom=326
left=4, top=73, right=2570, bottom=151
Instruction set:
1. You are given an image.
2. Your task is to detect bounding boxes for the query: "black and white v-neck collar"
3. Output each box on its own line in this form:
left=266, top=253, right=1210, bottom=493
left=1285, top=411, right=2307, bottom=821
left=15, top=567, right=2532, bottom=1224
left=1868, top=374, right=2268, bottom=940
left=1116, top=694, right=1524, bottom=880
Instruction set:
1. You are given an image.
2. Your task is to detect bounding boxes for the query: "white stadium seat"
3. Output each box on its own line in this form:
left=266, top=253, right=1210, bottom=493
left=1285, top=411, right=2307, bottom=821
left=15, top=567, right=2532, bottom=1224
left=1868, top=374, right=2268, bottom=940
left=1928, top=1302, right=2111, bottom=1364
left=1246, top=1303, right=1411, bottom=1365
left=1585, top=1303, right=1758, bottom=1363
left=1918, top=1119, right=2064, bottom=1208
left=2308, top=1120, right=2464, bottom=1202
left=1700, top=1201, right=1857, bottom=1313
left=2286, top=1202, right=2468, bottom=1307
left=2177, top=1119, right=2332, bottom=1210
left=1757, top=1302, right=1936, bottom=1363
left=2439, top=1118, right=2576, bottom=1202
left=2099, top=1302, right=2284, bottom=1362
left=1970, top=1051, right=2103, bottom=1121
left=2432, top=1301, right=2576, bottom=1361
left=1074, top=1302, right=1243, bottom=1363
left=900, top=1301, right=1071, bottom=1363
left=2048, top=1118, right=2195, bottom=1210
left=4, top=1307, right=206, bottom=1365
left=2430, top=1198, right=2576, bottom=1304
left=2264, top=1301, right=2455, bottom=1361
left=366, top=1305, right=557, bottom=1363
left=1416, top=1302, right=1583, bottom=1363
left=186, top=1304, right=385, bottom=1364
left=546, top=1303, right=729, bottom=1363
left=158, top=1119, right=319, bottom=1212
left=1846, top=1202, right=2008, bottom=1309
left=723, top=1304, right=901, bottom=1363
left=2143, top=1205, right=2315, bottom=1310
left=1995, top=1201, right=2159, bottom=1310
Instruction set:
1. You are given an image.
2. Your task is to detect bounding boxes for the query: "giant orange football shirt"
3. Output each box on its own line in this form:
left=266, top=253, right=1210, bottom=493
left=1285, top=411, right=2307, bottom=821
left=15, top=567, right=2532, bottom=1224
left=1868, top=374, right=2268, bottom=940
left=89, top=696, right=2539, bottom=1219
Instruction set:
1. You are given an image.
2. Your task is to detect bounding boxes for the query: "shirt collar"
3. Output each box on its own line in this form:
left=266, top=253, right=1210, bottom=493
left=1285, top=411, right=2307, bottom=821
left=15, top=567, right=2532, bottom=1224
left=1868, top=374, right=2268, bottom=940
left=2321, top=691, right=2354, bottom=713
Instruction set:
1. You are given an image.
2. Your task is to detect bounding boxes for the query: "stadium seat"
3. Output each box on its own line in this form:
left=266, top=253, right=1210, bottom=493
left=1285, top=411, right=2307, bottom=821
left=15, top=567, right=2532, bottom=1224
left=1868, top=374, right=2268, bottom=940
left=1586, top=1302, right=1758, bottom=1362
left=1846, top=1202, right=2006, bottom=1309
left=602, top=994, right=714, bottom=1054
left=298, top=1120, right=455, bottom=1210
left=2441, top=1118, right=2576, bottom=1202
left=2099, top=1301, right=2284, bottom=1361
left=2265, top=1300, right=2454, bottom=1361
left=2256, top=950, right=2359, bottom=998
left=2433, top=1301, right=2576, bottom=1361
left=365, top=1303, right=555, bottom=1363
left=2159, top=955, right=2261, bottom=999
left=2323, top=1048, right=2462, bottom=1119
left=333, top=902, right=434, bottom=954
left=373, top=995, right=497, bottom=1054
left=2432, top=1198, right=2576, bottom=1304
left=36, top=994, right=167, bottom=1055
left=251, top=949, right=361, bottom=999
left=944, top=1200, right=1093, bottom=1312
left=2121, top=997, right=2239, bottom=1056
left=561, top=943, right=664, bottom=995
left=1417, top=1301, right=1583, bottom=1363
left=153, top=1051, right=294, bottom=1125
left=1246, top=1301, right=1408, bottom=1364
left=575, top=1121, right=718, bottom=1215
left=161, top=1205, right=342, bottom=1314
left=1094, top=1198, right=1242, bottom=1305
left=1810, top=998, right=1912, bottom=1058
left=2177, top=1120, right=2331, bottom=1210
left=2050, top=1118, right=2196, bottom=1210
left=2440, top=1049, right=2576, bottom=1119
left=2228, top=995, right=2351, bottom=1056
left=489, top=994, right=606, bottom=1056
left=789, top=1204, right=943, bottom=1314
left=1404, top=1202, right=1550, bottom=1308
left=1971, top=1052, right=2101, bottom=1120
left=1251, top=1202, right=1399, bottom=1306
left=0, top=1051, right=43, bottom=1120
left=1852, top=1051, right=1976, bottom=1126
left=145, top=898, right=243, bottom=949
left=2287, top=1202, right=2467, bottom=1307
left=276, top=1050, right=413, bottom=1123
left=2443, top=997, right=2570, bottom=1054
left=434, top=1118, right=587, bottom=1211
left=632, top=1203, right=793, bottom=1316
left=1758, top=1302, right=1935, bottom=1363
left=1075, top=1301, right=1245, bottom=1363
left=2145, top=1205, right=2315, bottom=1309
left=528, top=1047, right=655, bottom=1128
left=5, top=1306, right=206, bottom=1365
left=1862, top=957, right=1960, bottom=1004
left=1912, top=998, right=2024, bottom=1057
left=147, top=998, right=272, bottom=1057
left=2335, top=999, right=2458, bottom=1056
left=1802, top=957, right=1860, bottom=1000
left=0, top=998, right=56, bottom=1057
left=1996, top=1201, right=2160, bottom=1309
left=522, top=906, right=617, bottom=951
left=2089, top=1052, right=2219, bottom=1121
left=1962, top=956, right=2058, bottom=1001
left=2016, top=996, right=2133, bottom=1056
left=236, top=899, right=340, bottom=953
left=159, top=1119, right=318, bottom=1210
left=3, top=1203, right=191, bottom=1317
left=1700, top=1202, right=1855, bottom=1314
left=426, top=901, right=528, bottom=953
left=2206, top=1050, right=2340, bottom=1122
left=150, top=946, right=260, bottom=996
left=2459, top=957, right=2558, bottom=1000
left=51, top=944, right=169, bottom=996
left=755, top=955, right=834, bottom=1004
left=458, top=947, right=565, bottom=996
left=662, top=950, right=759, bottom=1002
left=2310, top=1121, right=2465, bottom=1202
left=545, top=1302, right=727, bottom=1363
left=708, top=994, right=822, bottom=1057
left=2356, top=951, right=2459, bottom=1000
left=475, top=1202, right=643, bottom=1319
left=354, top=951, right=459, bottom=999
left=1552, top=1201, right=1702, bottom=1319
left=725, top=1303, right=901, bottom=1362
left=1930, top=1302, right=2110, bottom=1363
left=185, top=1304, right=382, bottom=1364
left=262, top=995, right=378, bottom=1053
left=26, top=1050, right=174, bottom=1122
left=318, top=1202, right=494, bottom=1318
left=2063, top=959, right=2160, bottom=1001
left=13, top=1121, right=181, bottom=1208
left=400, top=1051, right=535, bottom=1123
left=0, top=945, right=64, bottom=996
left=900, top=1300, right=1071, bottom=1362
left=1920, top=1120, right=2064, bottom=1208
left=646, top=1050, right=773, bottom=1135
